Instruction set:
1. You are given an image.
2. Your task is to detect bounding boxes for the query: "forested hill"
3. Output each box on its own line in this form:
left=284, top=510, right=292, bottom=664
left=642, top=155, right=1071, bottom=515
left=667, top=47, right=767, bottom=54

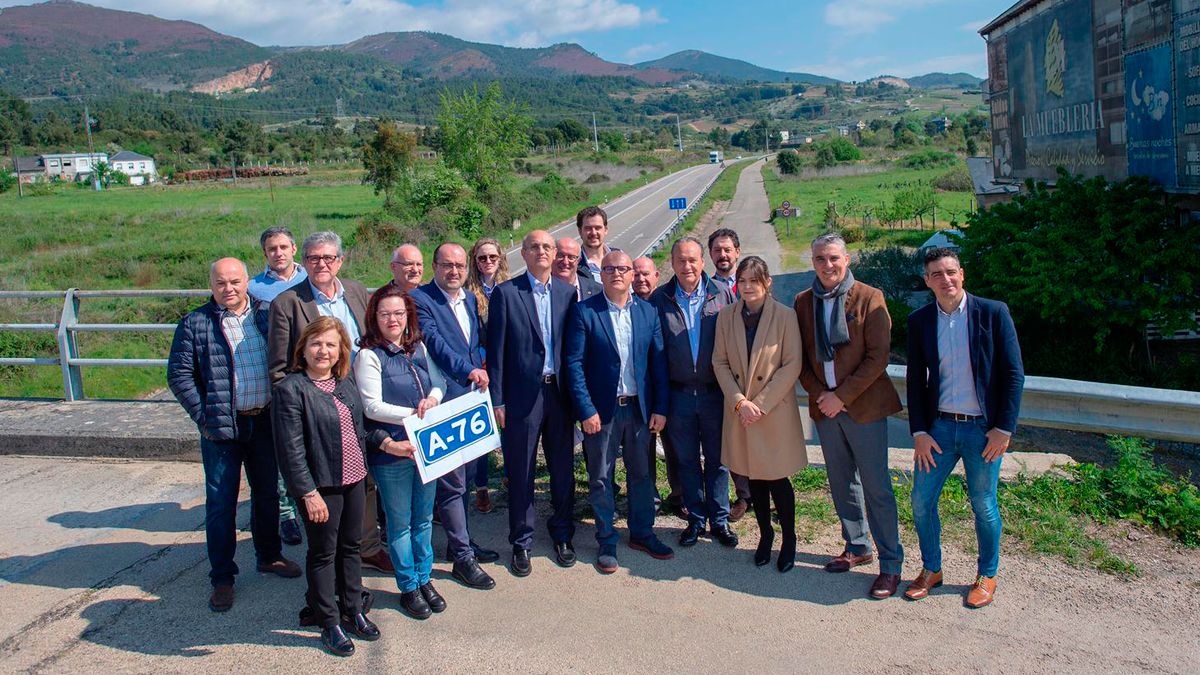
left=635, top=50, right=838, bottom=85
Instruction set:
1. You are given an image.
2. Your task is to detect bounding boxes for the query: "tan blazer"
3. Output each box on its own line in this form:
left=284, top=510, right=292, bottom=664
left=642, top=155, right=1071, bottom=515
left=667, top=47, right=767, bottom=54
left=794, top=281, right=902, bottom=424
left=712, top=298, right=807, bottom=481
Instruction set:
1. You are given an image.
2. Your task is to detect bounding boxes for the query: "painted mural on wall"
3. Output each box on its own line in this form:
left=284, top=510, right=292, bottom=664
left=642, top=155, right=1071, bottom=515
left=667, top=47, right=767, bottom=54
left=1126, top=45, right=1177, bottom=185
left=1005, top=1, right=1108, bottom=180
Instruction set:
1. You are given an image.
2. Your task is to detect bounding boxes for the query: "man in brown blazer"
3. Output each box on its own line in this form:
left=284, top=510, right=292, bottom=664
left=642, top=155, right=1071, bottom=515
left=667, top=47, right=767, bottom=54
left=267, top=231, right=393, bottom=577
left=794, top=232, right=904, bottom=599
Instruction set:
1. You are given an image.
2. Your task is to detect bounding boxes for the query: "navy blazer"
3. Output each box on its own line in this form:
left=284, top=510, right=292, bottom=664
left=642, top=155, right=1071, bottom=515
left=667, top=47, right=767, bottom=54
left=577, top=274, right=603, bottom=301
left=906, top=293, right=1025, bottom=435
left=411, top=281, right=482, bottom=402
left=564, top=292, right=668, bottom=424
left=486, top=273, right=577, bottom=417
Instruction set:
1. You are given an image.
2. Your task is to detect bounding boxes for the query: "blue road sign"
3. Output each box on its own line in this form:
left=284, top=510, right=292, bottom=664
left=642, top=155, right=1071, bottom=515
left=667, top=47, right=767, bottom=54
left=668, top=197, right=687, bottom=210
left=416, top=402, right=494, bottom=463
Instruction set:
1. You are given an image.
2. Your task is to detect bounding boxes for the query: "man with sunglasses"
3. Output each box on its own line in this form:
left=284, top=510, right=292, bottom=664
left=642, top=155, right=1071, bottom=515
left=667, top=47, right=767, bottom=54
left=564, top=251, right=670, bottom=574
left=268, top=231, right=394, bottom=576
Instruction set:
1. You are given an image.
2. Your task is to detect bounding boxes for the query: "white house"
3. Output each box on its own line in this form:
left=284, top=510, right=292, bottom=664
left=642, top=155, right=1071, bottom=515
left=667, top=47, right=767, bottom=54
left=109, top=151, right=158, bottom=185
left=37, top=152, right=108, bottom=181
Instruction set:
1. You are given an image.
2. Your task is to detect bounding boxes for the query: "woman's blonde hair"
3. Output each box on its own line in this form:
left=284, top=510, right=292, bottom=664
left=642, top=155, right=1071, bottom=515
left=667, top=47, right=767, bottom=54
left=466, top=237, right=509, bottom=323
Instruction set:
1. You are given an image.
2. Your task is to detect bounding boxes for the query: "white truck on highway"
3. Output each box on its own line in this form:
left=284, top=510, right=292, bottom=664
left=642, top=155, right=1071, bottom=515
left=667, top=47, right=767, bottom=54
left=709, top=150, right=723, bottom=163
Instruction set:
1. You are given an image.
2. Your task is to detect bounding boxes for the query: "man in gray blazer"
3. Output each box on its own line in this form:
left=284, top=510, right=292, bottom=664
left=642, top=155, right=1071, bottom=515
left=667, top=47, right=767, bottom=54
left=267, top=231, right=392, bottom=575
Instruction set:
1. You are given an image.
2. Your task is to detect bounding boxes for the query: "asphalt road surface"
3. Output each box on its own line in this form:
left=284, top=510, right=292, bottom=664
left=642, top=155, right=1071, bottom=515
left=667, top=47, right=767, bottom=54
left=504, top=162, right=723, bottom=273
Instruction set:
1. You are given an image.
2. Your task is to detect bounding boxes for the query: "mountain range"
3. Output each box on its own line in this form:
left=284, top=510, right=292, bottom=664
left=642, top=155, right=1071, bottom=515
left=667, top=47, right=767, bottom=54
left=0, top=1, right=982, bottom=98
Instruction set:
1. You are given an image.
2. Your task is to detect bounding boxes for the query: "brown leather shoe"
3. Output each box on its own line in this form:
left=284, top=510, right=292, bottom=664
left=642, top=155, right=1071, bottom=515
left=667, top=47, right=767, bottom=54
left=257, top=557, right=302, bottom=578
left=965, top=575, right=997, bottom=608
left=361, top=550, right=395, bottom=574
left=209, top=584, right=234, bottom=612
left=475, top=488, right=493, bottom=514
left=903, top=569, right=944, bottom=601
left=823, top=549, right=874, bottom=573
left=869, top=573, right=901, bottom=599
left=729, top=498, right=749, bottom=523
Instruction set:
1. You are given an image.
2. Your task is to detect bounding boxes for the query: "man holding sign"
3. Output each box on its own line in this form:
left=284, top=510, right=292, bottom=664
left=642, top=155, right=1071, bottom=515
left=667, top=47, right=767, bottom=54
left=412, top=242, right=500, bottom=592
left=565, top=251, right=671, bottom=573
left=487, top=230, right=579, bottom=577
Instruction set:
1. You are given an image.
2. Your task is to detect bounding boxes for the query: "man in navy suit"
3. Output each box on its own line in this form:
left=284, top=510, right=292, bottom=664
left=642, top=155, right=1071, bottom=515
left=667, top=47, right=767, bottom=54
left=411, top=243, right=501, bottom=591
left=565, top=251, right=671, bottom=574
left=904, top=247, right=1024, bottom=609
left=486, top=230, right=579, bottom=577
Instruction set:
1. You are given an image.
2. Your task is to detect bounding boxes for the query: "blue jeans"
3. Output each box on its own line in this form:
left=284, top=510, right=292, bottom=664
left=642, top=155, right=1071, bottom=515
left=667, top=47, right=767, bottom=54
left=911, top=418, right=1004, bottom=577
left=199, top=411, right=281, bottom=586
left=371, top=460, right=436, bottom=592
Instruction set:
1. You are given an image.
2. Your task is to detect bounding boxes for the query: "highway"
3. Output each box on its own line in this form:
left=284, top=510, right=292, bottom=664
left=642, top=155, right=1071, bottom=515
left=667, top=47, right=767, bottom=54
left=504, top=162, right=724, bottom=272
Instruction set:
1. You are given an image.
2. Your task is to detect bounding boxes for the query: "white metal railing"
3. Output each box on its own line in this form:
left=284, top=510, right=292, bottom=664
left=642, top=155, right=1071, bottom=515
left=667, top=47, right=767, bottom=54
left=2, top=289, right=1199, bottom=442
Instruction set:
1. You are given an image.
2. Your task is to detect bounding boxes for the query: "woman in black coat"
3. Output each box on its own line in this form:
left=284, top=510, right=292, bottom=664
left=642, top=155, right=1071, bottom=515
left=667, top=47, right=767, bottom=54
left=274, top=315, right=388, bottom=657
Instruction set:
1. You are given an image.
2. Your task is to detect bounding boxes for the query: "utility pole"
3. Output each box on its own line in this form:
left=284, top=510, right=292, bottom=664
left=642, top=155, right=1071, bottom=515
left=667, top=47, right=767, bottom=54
left=9, top=147, right=22, bottom=198
left=592, top=112, right=599, bottom=153
left=764, top=123, right=769, bottom=157
left=676, top=114, right=683, bottom=152
left=83, top=101, right=100, bottom=191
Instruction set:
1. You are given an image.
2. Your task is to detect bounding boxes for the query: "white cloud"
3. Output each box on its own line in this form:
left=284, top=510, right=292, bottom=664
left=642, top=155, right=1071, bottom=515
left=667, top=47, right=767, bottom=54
left=822, top=0, right=946, bottom=36
left=16, top=0, right=664, bottom=47
left=625, top=42, right=667, bottom=61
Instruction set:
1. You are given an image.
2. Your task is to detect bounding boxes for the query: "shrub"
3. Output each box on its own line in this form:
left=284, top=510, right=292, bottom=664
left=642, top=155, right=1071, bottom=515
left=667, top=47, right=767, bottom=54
left=852, top=245, right=921, bottom=303
left=583, top=173, right=610, bottom=184
left=405, top=163, right=470, bottom=215
left=900, top=149, right=958, bottom=169
left=453, top=199, right=490, bottom=240
left=827, top=137, right=862, bottom=162
left=0, top=171, right=14, bottom=194
left=933, top=164, right=973, bottom=191
left=840, top=223, right=866, bottom=244
left=884, top=298, right=911, bottom=353
left=776, top=150, right=802, bottom=175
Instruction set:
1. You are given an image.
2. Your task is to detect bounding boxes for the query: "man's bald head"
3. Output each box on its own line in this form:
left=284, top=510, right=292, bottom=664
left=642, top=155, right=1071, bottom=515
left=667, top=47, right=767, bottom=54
left=599, top=250, right=633, bottom=300
left=390, top=243, right=424, bottom=290
left=521, top=230, right=556, bottom=278
left=631, top=256, right=659, bottom=300
left=209, top=258, right=250, bottom=312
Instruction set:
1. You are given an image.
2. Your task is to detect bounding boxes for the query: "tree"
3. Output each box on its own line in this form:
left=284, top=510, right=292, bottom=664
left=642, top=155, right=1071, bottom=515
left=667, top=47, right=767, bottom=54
left=776, top=150, right=802, bottom=174
left=815, top=145, right=836, bottom=168
left=708, top=126, right=731, bottom=148
left=556, top=118, right=589, bottom=145
left=0, top=90, right=34, bottom=154
left=598, top=130, right=625, bottom=152
left=962, top=169, right=1200, bottom=383
left=361, top=120, right=417, bottom=208
left=438, top=83, right=532, bottom=194
left=221, top=118, right=266, bottom=166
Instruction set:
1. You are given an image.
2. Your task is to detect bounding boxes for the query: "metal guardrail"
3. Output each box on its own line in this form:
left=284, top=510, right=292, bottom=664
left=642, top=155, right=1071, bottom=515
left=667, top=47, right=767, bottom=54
left=638, top=162, right=727, bottom=258
left=0, top=288, right=209, bottom=401
left=2, top=288, right=1198, bottom=442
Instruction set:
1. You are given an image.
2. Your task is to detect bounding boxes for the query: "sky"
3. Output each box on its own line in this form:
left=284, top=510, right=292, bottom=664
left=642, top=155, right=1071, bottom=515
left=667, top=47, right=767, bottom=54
left=1, top=0, right=1010, bottom=80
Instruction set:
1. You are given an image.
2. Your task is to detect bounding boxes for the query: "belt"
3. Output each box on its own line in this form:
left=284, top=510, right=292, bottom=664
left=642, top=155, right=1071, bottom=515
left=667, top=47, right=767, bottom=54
left=937, top=411, right=982, bottom=422
left=541, top=374, right=557, bottom=385
left=238, top=405, right=269, bottom=417
left=616, top=395, right=638, bottom=407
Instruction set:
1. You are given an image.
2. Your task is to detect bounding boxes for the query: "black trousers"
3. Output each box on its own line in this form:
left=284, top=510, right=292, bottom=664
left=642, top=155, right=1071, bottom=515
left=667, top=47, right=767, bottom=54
left=302, top=479, right=365, bottom=629
left=748, top=478, right=796, bottom=544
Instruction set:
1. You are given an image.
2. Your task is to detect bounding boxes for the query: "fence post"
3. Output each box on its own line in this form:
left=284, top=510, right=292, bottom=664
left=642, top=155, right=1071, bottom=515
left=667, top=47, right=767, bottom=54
left=57, top=288, right=83, bottom=401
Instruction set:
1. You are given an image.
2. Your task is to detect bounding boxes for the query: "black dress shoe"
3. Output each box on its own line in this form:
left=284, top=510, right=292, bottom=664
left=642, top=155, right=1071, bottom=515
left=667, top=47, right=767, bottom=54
left=420, top=582, right=447, bottom=612
left=471, top=541, right=501, bottom=563
left=679, top=522, right=704, bottom=547
left=280, top=517, right=303, bottom=546
left=452, top=559, right=497, bottom=590
left=777, top=538, right=796, bottom=573
left=343, top=612, right=380, bottom=641
left=754, top=534, right=774, bottom=567
left=321, top=626, right=355, bottom=657
left=299, top=605, right=317, bottom=627
left=510, top=548, right=532, bottom=577
left=554, top=541, right=577, bottom=567
left=400, top=589, right=432, bottom=620
left=712, top=524, right=740, bottom=548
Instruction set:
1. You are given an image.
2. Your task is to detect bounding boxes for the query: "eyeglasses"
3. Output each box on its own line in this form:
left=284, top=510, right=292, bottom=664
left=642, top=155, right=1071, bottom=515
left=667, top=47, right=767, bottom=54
left=601, top=265, right=633, bottom=275
left=377, top=310, right=407, bottom=320
left=476, top=254, right=500, bottom=262
left=437, top=262, right=467, bottom=271
left=555, top=253, right=580, bottom=263
left=304, top=254, right=340, bottom=265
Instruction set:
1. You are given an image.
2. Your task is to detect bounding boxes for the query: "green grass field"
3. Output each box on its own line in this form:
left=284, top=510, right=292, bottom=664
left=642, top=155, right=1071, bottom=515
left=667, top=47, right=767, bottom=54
left=760, top=162, right=976, bottom=268
left=0, top=154, right=705, bottom=399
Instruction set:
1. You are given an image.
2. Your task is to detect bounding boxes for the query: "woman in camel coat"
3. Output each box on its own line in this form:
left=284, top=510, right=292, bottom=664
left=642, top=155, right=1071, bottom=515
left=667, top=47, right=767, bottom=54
left=712, top=256, right=806, bottom=572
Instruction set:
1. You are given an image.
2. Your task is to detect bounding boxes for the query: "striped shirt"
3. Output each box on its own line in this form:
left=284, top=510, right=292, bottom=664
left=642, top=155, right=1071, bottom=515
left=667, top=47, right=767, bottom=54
left=220, top=303, right=270, bottom=411
left=311, top=377, right=367, bottom=485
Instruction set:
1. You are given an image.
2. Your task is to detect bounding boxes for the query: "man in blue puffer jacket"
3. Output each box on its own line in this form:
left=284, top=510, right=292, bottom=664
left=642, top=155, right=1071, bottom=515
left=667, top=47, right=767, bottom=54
left=168, top=258, right=301, bottom=613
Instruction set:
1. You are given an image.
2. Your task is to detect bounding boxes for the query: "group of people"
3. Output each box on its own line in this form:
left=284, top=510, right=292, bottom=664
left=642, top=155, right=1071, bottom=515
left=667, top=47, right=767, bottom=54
left=167, top=205, right=1024, bottom=658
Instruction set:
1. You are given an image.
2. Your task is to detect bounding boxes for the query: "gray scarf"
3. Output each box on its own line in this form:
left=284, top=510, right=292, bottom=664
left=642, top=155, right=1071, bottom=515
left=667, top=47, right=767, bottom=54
left=812, top=269, right=854, bottom=362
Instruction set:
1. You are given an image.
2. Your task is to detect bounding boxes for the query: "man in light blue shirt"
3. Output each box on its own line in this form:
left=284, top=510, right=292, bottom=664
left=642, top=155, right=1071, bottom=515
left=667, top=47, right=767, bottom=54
left=248, top=227, right=307, bottom=303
